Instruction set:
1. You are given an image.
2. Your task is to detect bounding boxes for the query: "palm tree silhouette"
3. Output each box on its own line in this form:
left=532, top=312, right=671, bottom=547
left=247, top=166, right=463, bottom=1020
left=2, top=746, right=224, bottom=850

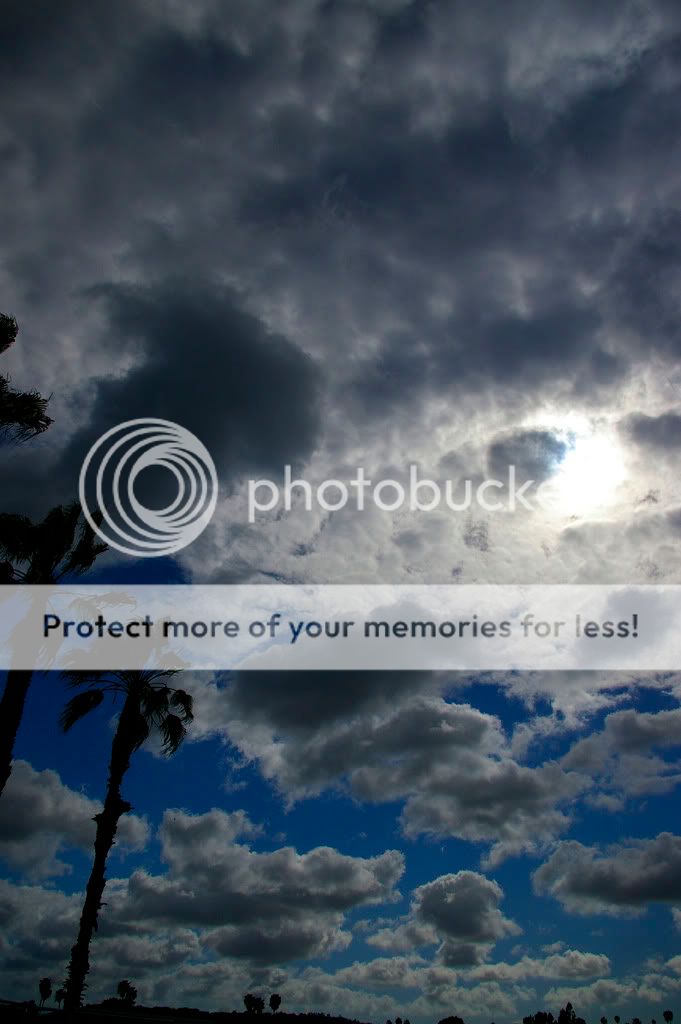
left=0, top=313, right=52, bottom=441
left=0, top=502, right=107, bottom=797
left=39, top=977, right=52, bottom=1006
left=60, top=670, right=193, bottom=1011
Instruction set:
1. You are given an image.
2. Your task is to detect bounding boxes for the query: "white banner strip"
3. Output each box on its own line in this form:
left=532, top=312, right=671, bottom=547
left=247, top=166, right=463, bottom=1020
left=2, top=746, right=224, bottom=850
left=0, top=584, right=678, bottom=671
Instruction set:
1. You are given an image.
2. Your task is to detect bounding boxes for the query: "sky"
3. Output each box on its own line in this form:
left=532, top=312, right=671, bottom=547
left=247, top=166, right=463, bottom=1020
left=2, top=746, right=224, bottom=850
left=2, top=0, right=681, bottom=1020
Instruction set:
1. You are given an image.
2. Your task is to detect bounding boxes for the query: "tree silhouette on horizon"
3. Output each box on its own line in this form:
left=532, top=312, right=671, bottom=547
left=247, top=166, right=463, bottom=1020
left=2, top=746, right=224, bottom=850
left=38, top=977, right=52, bottom=1007
left=60, top=670, right=193, bottom=1012
left=117, top=979, right=138, bottom=1005
left=0, top=502, right=107, bottom=798
left=0, top=313, right=52, bottom=441
left=245, top=994, right=266, bottom=1014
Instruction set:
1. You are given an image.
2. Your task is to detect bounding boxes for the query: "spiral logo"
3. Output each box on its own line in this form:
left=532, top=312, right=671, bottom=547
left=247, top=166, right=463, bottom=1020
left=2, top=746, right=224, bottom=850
left=79, top=418, right=218, bottom=557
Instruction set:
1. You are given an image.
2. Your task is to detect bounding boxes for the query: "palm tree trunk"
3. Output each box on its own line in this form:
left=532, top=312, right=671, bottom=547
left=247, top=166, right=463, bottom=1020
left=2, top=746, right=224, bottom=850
left=0, top=669, right=33, bottom=797
left=64, top=693, right=137, bottom=1012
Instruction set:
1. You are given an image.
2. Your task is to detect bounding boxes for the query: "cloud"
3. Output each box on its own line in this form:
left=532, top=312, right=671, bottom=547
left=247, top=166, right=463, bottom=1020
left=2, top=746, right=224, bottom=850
left=106, top=807, right=404, bottom=965
left=2, top=0, right=681, bottom=595
left=469, top=949, right=611, bottom=981
left=623, top=412, right=681, bottom=450
left=212, top=683, right=587, bottom=863
left=561, top=707, right=681, bottom=803
left=487, top=429, right=568, bottom=483
left=0, top=878, right=82, bottom=969
left=533, top=832, right=681, bottom=916
left=5, top=1, right=681, bottom=1016
left=0, top=760, right=149, bottom=878
left=3, top=280, right=323, bottom=518
left=368, top=870, right=519, bottom=966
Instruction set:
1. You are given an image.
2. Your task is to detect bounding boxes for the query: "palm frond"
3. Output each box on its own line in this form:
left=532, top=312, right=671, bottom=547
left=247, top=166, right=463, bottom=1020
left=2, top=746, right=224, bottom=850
left=141, top=686, right=171, bottom=722
left=60, top=689, right=105, bottom=732
left=158, top=712, right=188, bottom=755
left=27, top=504, right=82, bottom=582
left=0, top=379, right=52, bottom=440
left=59, top=508, right=108, bottom=578
left=0, top=313, right=18, bottom=355
left=170, top=688, right=194, bottom=722
left=59, top=670, right=191, bottom=758
left=61, top=670, right=108, bottom=690
left=0, top=513, right=35, bottom=563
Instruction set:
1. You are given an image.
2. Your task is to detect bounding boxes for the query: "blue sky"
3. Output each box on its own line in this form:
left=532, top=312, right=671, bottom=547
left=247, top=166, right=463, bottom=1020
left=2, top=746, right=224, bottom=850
left=2, top=1, right=681, bottom=1021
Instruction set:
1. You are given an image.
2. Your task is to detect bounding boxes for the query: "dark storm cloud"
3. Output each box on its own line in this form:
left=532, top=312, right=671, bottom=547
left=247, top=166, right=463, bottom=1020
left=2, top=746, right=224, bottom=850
left=533, top=832, right=681, bottom=914
left=6, top=0, right=676, bottom=459
left=227, top=669, right=436, bottom=732
left=1, top=280, right=323, bottom=514
left=623, top=411, right=681, bottom=449
left=487, top=429, right=568, bottom=482
left=605, top=206, right=681, bottom=359
left=75, top=281, right=322, bottom=474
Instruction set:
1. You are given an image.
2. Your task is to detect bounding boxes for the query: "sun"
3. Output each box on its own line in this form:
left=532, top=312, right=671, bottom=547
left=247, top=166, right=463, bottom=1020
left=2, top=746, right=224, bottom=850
left=532, top=415, right=627, bottom=518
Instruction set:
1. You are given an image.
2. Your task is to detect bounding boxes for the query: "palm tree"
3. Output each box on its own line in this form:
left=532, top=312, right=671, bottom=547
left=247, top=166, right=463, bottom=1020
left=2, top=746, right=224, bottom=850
left=0, top=502, right=107, bottom=798
left=39, top=977, right=52, bottom=1006
left=61, top=671, right=193, bottom=1011
left=0, top=312, right=52, bottom=441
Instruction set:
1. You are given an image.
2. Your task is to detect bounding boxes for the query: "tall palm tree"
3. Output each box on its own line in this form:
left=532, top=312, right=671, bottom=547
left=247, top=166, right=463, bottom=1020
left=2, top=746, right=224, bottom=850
left=0, top=502, right=107, bottom=797
left=0, top=312, right=52, bottom=441
left=60, top=670, right=193, bottom=1011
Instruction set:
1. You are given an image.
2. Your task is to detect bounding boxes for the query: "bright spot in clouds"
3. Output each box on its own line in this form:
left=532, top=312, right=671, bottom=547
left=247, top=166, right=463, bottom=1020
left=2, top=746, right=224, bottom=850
left=548, top=422, right=627, bottom=517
